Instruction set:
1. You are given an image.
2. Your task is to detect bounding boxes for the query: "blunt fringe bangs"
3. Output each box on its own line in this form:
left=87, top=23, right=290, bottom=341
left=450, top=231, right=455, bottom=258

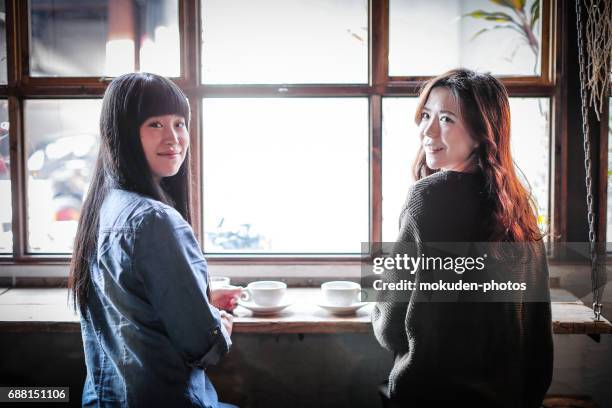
left=135, top=74, right=191, bottom=129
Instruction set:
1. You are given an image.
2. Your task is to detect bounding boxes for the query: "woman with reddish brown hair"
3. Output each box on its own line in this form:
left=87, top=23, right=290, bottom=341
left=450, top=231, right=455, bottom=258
left=372, top=68, right=553, bottom=407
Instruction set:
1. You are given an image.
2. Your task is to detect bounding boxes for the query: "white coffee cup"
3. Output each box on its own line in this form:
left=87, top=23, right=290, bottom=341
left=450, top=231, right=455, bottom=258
left=321, top=281, right=364, bottom=306
left=240, top=281, right=287, bottom=307
left=210, top=276, right=231, bottom=289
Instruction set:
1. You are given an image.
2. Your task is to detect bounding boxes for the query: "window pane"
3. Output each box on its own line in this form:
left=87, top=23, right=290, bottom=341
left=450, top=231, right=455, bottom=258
left=202, top=98, right=369, bottom=253
left=0, top=1, right=7, bottom=84
left=25, top=100, right=101, bottom=253
left=510, top=98, right=550, bottom=230
left=382, top=97, right=550, bottom=241
left=30, top=0, right=180, bottom=77
left=201, top=0, right=368, bottom=84
left=0, top=101, right=10, bottom=253
left=389, top=0, right=542, bottom=77
left=381, top=98, right=420, bottom=241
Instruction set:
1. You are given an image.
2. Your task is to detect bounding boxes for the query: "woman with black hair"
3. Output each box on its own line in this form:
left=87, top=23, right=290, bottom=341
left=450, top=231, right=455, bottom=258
left=69, top=72, right=239, bottom=407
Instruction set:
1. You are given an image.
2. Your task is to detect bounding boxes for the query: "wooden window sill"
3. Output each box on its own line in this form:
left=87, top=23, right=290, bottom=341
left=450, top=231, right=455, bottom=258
left=0, top=288, right=610, bottom=335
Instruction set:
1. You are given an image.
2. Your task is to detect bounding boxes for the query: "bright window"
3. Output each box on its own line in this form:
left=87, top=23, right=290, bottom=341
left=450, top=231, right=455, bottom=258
left=0, top=1, right=560, bottom=261
left=202, top=98, right=369, bottom=254
left=201, top=0, right=368, bottom=84
left=389, top=0, right=542, bottom=77
left=30, top=0, right=180, bottom=77
left=25, top=100, right=101, bottom=253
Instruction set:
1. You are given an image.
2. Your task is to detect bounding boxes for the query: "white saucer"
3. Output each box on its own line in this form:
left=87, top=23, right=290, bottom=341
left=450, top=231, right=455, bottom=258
left=238, top=300, right=291, bottom=315
left=317, top=302, right=368, bottom=315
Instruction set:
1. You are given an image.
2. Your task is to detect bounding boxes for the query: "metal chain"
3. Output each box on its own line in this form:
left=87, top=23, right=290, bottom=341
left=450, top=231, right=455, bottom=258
left=576, top=0, right=603, bottom=321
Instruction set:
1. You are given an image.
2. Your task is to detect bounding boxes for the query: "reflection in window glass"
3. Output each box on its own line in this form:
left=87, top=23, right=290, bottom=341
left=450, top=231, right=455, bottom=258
left=202, top=98, right=369, bottom=253
left=0, top=101, right=10, bottom=253
left=389, top=0, right=541, bottom=77
left=0, top=1, right=7, bottom=84
left=382, top=97, right=550, bottom=241
left=25, top=100, right=102, bottom=253
left=201, top=0, right=368, bottom=84
left=30, top=0, right=180, bottom=77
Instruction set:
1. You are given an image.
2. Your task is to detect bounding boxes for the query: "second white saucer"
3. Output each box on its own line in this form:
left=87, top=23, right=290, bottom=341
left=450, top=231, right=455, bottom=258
left=317, top=302, right=368, bottom=315
left=238, top=300, right=291, bottom=315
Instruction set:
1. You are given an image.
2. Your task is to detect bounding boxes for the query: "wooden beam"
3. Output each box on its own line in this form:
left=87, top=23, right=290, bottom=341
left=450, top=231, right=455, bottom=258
left=370, top=95, right=382, bottom=244
left=551, top=0, right=568, bottom=246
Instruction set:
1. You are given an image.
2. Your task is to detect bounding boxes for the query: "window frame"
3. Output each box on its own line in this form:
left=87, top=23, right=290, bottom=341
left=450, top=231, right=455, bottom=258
left=0, top=0, right=585, bottom=269
left=600, top=99, right=610, bottom=246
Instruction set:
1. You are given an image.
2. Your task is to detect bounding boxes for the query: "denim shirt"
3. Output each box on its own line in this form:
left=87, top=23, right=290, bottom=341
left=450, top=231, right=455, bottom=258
left=80, top=188, right=232, bottom=408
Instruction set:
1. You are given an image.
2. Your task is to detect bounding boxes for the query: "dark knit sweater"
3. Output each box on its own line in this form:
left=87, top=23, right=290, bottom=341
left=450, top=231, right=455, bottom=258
left=372, top=170, right=553, bottom=408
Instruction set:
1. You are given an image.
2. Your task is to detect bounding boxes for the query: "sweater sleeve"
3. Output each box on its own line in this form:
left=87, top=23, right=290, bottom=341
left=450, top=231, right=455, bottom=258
left=372, top=190, right=422, bottom=354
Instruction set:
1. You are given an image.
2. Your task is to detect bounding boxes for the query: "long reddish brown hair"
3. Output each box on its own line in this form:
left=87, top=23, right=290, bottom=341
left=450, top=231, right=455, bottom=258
left=412, top=68, right=542, bottom=242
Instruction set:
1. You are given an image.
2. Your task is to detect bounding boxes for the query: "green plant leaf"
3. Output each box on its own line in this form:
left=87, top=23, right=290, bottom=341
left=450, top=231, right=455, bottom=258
left=470, top=24, right=524, bottom=41
left=530, top=0, right=541, bottom=29
left=463, top=10, right=516, bottom=23
left=608, top=169, right=612, bottom=177
left=490, top=0, right=519, bottom=10
left=471, top=27, right=492, bottom=41
left=464, top=10, right=492, bottom=19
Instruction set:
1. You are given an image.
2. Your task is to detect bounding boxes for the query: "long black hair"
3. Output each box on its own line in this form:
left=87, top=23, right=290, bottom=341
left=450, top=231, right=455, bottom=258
left=69, top=72, right=192, bottom=315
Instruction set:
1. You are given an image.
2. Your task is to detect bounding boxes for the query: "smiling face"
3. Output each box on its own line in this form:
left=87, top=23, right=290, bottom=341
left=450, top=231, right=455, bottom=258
left=139, top=114, right=189, bottom=182
left=419, top=87, right=478, bottom=172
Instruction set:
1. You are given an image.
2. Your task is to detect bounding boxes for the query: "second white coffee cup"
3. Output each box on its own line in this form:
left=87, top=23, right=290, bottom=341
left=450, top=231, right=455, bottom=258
left=241, top=281, right=287, bottom=307
left=321, top=281, right=363, bottom=306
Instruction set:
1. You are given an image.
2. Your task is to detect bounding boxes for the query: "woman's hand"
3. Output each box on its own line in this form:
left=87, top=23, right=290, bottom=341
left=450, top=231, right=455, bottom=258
left=219, top=310, right=233, bottom=337
left=210, top=286, right=242, bottom=313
